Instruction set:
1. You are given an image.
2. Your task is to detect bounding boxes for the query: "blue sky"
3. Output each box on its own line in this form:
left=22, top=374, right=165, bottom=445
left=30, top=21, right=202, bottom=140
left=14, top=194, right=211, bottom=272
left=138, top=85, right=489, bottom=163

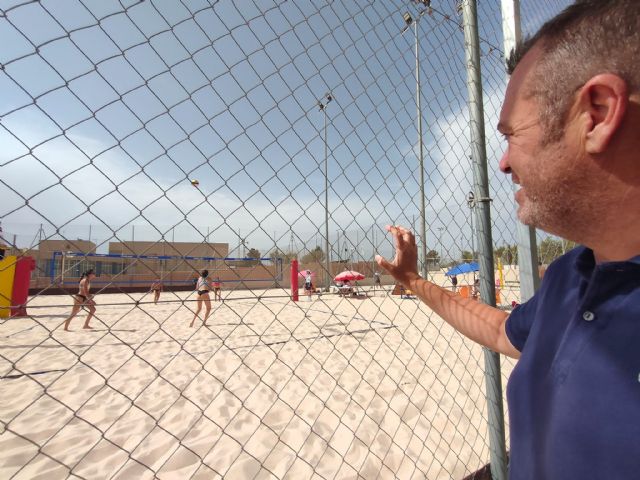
left=0, top=0, right=570, bottom=261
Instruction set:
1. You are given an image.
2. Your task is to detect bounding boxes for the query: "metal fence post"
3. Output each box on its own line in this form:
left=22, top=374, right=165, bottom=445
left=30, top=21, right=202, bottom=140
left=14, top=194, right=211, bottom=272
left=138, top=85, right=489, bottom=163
left=462, top=1, right=508, bottom=479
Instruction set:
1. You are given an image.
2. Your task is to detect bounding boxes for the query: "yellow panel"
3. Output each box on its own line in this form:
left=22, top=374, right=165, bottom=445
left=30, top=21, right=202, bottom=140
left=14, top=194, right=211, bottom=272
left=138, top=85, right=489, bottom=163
left=0, top=256, right=17, bottom=318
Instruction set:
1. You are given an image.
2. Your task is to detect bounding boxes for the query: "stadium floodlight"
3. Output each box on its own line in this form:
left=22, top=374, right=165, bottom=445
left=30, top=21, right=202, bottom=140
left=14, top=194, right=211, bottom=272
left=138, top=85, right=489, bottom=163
left=403, top=12, right=413, bottom=29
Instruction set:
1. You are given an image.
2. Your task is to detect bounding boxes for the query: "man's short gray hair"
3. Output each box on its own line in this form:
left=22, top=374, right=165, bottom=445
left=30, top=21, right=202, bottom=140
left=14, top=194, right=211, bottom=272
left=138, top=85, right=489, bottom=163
left=506, top=0, right=639, bottom=144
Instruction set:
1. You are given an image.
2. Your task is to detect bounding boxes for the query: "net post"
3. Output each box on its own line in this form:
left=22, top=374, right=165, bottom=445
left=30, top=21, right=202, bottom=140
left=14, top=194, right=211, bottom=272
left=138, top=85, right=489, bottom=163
left=11, top=256, right=35, bottom=317
left=291, top=259, right=299, bottom=302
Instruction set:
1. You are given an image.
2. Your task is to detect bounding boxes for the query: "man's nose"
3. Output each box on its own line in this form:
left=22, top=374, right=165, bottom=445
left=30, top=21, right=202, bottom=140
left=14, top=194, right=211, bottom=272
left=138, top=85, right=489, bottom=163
left=498, top=150, right=511, bottom=174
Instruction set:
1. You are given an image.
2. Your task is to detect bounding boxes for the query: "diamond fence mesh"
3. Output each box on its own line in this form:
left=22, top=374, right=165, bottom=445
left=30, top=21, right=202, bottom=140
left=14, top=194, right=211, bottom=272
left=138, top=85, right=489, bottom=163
left=1, top=1, right=567, bottom=478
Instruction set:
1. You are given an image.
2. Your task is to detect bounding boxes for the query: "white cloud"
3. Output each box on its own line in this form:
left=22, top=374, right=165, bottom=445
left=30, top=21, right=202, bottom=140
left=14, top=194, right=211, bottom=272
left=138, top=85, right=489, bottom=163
left=2, top=83, right=519, bottom=258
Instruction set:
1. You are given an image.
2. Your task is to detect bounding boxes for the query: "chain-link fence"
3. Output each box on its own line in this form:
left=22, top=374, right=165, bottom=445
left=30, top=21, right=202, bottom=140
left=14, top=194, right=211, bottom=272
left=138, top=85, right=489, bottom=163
left=1, top=1, right=569, bottom=478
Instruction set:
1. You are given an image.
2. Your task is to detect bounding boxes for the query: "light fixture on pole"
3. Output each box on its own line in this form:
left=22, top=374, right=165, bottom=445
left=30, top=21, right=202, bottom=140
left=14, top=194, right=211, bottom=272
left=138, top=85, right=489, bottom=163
left=467, top=191, right=476, bottom=262
left=318, top=92, right=333, bottom=291
left=401, top=9, right=428, bottom=279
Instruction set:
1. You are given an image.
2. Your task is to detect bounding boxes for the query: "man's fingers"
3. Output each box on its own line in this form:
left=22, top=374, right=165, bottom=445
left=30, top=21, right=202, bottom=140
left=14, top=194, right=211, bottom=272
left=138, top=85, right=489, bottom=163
left=385, top=225, right=403, bottom=251
left=386, top=225, right=414, bottom=248
left=375, top=254, right=393, bottom=272
left=397, top=226, right=415, bottom=246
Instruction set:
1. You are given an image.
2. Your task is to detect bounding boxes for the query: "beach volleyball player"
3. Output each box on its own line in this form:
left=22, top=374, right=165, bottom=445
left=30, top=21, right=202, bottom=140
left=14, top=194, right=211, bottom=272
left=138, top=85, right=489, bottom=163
left=63, top=269, right=97, bottom=331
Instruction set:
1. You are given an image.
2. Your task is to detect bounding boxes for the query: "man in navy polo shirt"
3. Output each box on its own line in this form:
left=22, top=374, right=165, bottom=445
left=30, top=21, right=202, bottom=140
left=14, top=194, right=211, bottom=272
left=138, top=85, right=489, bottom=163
left=376, top=1, right=640, bottom=478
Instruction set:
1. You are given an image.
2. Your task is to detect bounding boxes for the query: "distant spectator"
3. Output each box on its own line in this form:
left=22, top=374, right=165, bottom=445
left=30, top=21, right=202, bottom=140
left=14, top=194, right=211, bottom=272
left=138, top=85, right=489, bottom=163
left=150, top=278, right=162, bottom=304
left=212, top=276, right=222, bottom=301
left=304, top=270, right=313, bottom=300
left=451, top=275, right=458, bottom=293
left=339, top=280, right=353, bottom=296
left=472, top=278, right=480, bottom=300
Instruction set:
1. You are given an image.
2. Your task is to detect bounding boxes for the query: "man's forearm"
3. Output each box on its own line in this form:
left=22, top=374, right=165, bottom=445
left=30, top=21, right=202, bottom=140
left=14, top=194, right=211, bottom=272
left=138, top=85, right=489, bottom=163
left=408, top=276, right=519, bottom=358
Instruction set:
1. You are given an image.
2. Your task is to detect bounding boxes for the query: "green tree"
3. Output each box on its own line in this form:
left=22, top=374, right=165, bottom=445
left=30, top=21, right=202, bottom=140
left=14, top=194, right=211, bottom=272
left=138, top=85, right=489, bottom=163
left=301, top=246, right=325, bottom=264
left=427, top=249, right=440, bottom=270
left=504, top=244, right=518, bottom=265
left=561, top=239, right=578, bottom=254
left=269, top=248, right=297, bottom=265
left=442, top=260, right=458, bottom=269
left=245, top=247, right=261, bottom=266
left=538, top=237, right=562, bottom=265
left=461, top=250, right=473, bottom=262
left=538, top=237, right=578, bottom=264
left=494, top=244, right=517, bottom=265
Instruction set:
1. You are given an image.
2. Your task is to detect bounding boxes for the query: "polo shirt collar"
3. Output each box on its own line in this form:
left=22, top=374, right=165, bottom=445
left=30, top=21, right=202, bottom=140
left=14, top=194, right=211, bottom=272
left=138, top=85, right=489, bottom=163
left=574, top=246, right=640, bottom=280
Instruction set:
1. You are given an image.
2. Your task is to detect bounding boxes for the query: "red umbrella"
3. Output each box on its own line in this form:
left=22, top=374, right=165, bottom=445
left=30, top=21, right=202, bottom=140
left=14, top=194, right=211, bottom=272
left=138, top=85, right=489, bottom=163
left=334, top=270, right=365, bottom=282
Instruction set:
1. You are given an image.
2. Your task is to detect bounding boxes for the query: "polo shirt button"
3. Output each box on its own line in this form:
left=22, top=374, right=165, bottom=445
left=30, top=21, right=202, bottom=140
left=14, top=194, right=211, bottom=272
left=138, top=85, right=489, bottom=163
left=582, top=310, right=595, bottom=322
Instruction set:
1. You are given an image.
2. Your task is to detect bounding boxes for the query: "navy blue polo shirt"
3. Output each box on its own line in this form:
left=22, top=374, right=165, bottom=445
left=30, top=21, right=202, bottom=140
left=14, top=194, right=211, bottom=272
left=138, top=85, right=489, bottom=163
left=505, top=246, right=640, bottom=479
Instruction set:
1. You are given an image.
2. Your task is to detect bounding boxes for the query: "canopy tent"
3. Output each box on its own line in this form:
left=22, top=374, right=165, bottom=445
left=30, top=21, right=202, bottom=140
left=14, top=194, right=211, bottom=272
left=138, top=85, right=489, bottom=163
left=445, top=262, right=479, bottom=276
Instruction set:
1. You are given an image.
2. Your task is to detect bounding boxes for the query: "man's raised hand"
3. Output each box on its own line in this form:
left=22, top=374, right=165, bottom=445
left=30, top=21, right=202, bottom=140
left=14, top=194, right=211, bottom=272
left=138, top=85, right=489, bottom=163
left=375, top=225, right=421, bottom=287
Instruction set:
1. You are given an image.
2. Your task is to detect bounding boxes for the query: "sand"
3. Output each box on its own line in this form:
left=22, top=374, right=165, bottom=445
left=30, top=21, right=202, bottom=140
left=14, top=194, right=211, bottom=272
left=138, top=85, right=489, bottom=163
left=0, top=283, right=518, bottom=479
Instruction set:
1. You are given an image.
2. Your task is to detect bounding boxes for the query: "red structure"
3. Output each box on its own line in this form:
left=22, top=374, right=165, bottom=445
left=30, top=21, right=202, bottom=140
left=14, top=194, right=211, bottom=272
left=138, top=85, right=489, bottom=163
left=290, top=259, right=299, bottom=302
left=11, top=256, right=35, bottom=317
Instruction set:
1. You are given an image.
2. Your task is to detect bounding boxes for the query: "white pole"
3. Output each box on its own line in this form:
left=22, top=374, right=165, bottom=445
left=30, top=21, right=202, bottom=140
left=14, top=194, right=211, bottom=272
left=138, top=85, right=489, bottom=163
left=501, top=0, right=540, bottom=301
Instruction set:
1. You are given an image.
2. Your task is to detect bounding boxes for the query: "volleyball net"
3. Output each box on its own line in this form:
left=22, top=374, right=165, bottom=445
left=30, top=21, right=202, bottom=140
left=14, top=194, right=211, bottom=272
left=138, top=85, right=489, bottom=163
left=43, top=251, right=284, bottom=291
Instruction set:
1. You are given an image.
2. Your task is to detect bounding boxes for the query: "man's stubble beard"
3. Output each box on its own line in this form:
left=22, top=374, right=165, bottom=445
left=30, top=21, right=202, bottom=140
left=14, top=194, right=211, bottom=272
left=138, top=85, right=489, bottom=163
left=516, top=141, right=596, bottom=243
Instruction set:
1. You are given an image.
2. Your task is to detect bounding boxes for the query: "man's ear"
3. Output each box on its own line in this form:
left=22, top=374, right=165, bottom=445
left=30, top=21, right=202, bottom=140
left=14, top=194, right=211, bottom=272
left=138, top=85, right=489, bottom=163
left=578, top=74, right=628, bottom=154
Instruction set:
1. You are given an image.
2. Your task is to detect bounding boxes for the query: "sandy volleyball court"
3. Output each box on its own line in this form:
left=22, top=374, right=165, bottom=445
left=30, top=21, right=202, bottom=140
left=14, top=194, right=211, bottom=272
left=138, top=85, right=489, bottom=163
left=0, top=287, right=515, bottom=479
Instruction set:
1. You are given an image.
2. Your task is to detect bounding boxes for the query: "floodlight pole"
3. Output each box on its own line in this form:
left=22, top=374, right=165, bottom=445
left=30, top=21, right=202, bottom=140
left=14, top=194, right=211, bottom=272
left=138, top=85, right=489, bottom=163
left=318, top=93, right=333, bottom=291
left=402, top=10, right=429, bottom=279
left=415, top=17, right=428, bottom=279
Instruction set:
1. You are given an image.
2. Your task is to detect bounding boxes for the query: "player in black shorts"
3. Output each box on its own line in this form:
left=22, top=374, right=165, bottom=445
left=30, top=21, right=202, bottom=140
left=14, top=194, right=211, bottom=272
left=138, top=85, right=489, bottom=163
left=63, top=269, right=97, bottom=331
left=190, top=270, right=213, bottom=327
